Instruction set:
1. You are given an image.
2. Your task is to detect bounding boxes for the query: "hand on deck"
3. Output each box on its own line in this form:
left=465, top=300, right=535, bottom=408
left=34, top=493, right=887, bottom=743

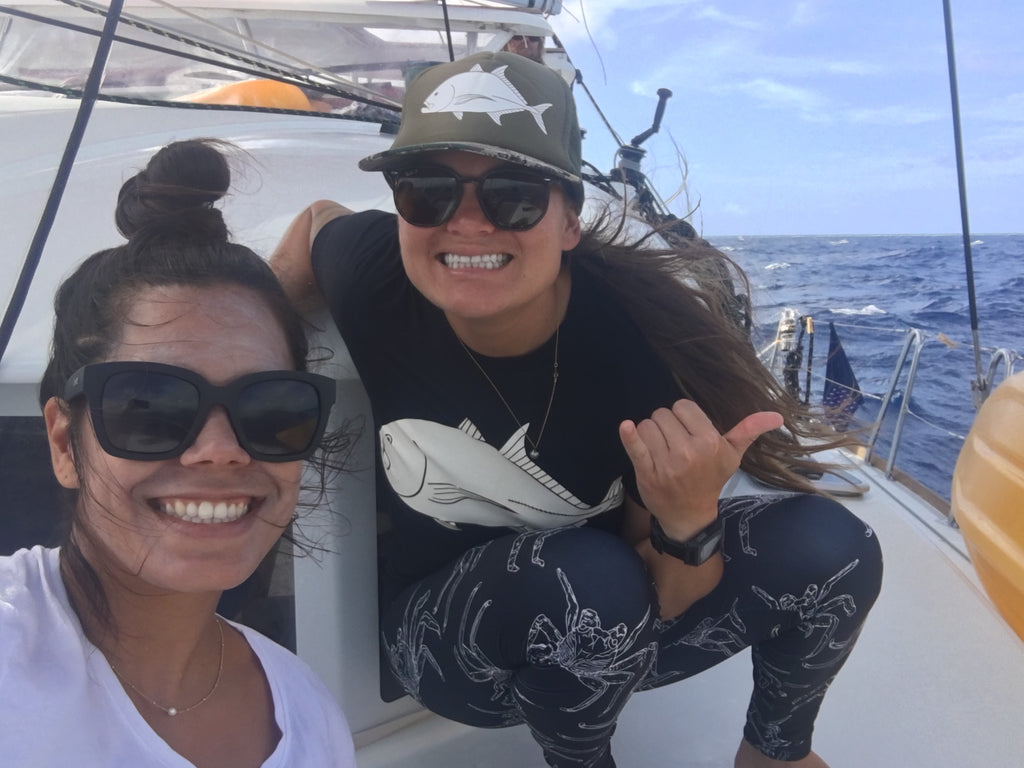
left=619, top=399, right=783, bottom=540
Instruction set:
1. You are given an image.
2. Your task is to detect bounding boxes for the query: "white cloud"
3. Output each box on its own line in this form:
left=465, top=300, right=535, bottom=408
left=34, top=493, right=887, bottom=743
left=693, top=5, right=762, bottom=30
left=551, top=0, right=1024, bottom=235
left=971, top=92, right=1024, bottom=123
left=735, top=77, right=829, bottom=116
left=789, top=2, right=818, bottom=27
left=847, top=105, right=945, bottom=126
left=552, top=0, right=694, bottom=43
left=826, top=61, right=884, bottom=76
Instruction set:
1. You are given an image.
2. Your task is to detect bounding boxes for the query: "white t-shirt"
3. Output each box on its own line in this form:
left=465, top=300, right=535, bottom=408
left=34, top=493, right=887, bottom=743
left=0, top=546, right=356, bottom=767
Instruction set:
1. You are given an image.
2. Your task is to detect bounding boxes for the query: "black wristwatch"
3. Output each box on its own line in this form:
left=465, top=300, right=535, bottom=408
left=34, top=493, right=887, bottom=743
left=649, top=514, right=724, bottom=566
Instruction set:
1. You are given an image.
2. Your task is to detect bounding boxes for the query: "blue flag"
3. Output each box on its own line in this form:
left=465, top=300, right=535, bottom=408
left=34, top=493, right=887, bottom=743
left=822, top=322, right=863, bottom=430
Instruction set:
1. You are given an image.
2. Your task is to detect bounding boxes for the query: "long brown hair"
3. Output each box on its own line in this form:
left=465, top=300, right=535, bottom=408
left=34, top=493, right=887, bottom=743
left=569, top=212, right=851, bottom=493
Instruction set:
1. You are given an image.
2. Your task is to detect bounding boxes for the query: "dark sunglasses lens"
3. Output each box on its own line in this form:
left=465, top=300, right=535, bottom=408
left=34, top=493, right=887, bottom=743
left=480, top=173, right=550, bottom=230
left=236, top=379, right=322, bottom=457
left=101, top=371, right=199, bottom=454
left=393, top=174, right=460, bottom=227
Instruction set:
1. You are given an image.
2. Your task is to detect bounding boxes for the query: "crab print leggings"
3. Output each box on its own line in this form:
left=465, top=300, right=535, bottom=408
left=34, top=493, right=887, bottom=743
left=380, top=493, right=883, bottom=767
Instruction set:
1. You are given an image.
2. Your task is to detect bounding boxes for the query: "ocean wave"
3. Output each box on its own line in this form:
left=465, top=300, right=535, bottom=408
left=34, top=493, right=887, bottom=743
left=831, top=305, right=887, bottom=315
left=764, top=262, right=790, bottom=270
left=829, top=238, right=849, bottom=246
left=718, top=233, right=1020, bottom=502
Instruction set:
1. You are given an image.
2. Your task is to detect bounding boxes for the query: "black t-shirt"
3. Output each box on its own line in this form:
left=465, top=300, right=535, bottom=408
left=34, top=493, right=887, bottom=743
left=313, top=211, right=681, bottom=600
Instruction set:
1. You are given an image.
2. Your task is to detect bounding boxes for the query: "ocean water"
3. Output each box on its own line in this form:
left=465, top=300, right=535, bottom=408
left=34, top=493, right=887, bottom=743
left=708, top=233, right=1024, bottom=502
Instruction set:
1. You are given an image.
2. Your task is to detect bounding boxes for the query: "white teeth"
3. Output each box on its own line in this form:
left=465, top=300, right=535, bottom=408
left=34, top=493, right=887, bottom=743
left=198, top=501, right=214, bottom=521
left=443, top=253, right=510, bottom=269
left=160, top=500, right=250, bottom=524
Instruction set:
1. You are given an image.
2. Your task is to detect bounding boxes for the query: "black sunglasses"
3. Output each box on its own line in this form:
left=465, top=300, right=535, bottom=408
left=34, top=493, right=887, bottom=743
left=63, top=361, right=336, bottom=462
left=384, top=164, right=556, bottom=231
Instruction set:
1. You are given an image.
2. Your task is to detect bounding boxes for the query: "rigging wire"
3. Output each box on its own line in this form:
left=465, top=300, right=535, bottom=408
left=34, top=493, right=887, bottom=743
left=941, top=0, right=986, bottom=407
left=0, top=0, right=126, bottom=364
left=572, top=69, right=624, bottom=148
left=576, top=0, right=607, bottom=85
left=545, top=2, right=623, bottom=147
left=0, top=74, right=388, bottom=121
left=440, top=0, right=455, bottom=62
left=0, top=5, right=393, bottom=109
left=143, top=0, right=396, bottom=102
left=49, top=0, right=397, bottom=106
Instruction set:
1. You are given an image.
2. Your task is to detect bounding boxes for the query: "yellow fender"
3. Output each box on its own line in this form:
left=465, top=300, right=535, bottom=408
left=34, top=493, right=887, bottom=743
left=952, top=370, right=1024, bottom=641
left=179, top=79, right=312, bottom=111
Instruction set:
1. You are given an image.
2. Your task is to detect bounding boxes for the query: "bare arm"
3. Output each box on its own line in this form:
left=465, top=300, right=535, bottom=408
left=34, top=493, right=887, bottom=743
left=622, top=495, right=724, bottom=620
left=269, top=200, right=354, bottom=313
left=620, top=400, right=783, bottom=619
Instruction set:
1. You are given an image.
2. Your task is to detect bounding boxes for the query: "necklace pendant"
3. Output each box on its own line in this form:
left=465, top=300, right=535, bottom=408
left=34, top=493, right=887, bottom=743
left=167, top=707, right=178, bottom=717
left=529, top=448, right=540, bottom=459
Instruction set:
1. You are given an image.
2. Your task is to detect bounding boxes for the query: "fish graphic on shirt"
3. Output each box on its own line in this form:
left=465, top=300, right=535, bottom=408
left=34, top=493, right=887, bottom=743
left=421, top=64, right=551, bottom=133
left=379, top=418, right=623, bottom=530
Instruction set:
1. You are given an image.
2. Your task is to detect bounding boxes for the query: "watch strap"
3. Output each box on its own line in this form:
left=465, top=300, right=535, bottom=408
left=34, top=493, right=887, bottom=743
left=649, top=514, right=724, bottom=566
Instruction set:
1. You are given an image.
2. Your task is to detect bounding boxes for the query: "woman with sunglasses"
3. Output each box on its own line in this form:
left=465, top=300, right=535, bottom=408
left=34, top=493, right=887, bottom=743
left=0, top=139, right=355, bottom=767
left=273, top=52, right=882, bottom=768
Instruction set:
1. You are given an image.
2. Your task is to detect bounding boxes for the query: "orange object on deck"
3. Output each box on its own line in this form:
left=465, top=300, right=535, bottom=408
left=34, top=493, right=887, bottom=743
left=180, top=79, right=312, bottom=111
left=952, top=370, right=1024, bottom=641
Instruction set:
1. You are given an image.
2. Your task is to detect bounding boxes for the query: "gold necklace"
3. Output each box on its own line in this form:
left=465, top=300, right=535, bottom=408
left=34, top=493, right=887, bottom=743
left=457, top=327, right=560, bottom=459
left=109, top=616, right=225, bottom=717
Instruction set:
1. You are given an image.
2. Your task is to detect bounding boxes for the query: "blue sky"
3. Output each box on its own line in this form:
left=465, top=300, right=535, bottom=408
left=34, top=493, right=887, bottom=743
left=549, top=1, right=1023, bottom=236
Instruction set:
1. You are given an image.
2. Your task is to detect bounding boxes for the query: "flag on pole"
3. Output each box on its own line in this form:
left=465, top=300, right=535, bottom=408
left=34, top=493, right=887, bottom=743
left=822, top=322, right=863, bottom=430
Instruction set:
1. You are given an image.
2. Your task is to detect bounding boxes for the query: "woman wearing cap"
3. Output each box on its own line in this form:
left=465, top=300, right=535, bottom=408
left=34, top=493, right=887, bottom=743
left=273, top=52, right=882, bottom=768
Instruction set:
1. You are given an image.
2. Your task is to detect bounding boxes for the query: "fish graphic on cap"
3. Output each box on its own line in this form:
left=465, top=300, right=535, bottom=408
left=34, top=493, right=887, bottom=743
left=421, top=63, right=552, bottom=133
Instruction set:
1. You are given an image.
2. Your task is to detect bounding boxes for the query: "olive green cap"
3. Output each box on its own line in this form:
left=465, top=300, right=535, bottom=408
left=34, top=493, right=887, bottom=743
left=359, top=51, right=584, bottom=204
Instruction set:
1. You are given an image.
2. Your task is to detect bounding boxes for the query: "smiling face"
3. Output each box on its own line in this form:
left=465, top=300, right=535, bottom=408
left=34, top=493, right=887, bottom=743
left=45, top=283, right=303, bottom=596
left=503, top=35, right=544, bottom=62
left=396, top=151, right=581, bottom=351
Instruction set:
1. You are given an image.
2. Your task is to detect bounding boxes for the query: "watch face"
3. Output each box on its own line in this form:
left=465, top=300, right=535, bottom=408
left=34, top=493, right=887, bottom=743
left=651, top=515, right=723, bottom=565
left=698, top=533, right=722, bottom=562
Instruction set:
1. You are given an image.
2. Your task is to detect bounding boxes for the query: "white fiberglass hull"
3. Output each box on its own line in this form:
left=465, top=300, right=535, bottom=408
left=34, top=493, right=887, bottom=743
left=1, top=97, right=392, bottom=388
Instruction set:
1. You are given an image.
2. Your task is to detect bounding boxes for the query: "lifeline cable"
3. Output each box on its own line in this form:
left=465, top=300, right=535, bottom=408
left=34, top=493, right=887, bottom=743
left=0, top=0, right=126, bottom=364
left=0, top=74, right=394, bottom=122
left=0, top=4, right=396, bottom=108
left=50, top=0, right=397, bottom=106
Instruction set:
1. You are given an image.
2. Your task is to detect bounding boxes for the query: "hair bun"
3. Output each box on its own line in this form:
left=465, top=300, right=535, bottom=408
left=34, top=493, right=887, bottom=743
left=115, top=139, right=232, bottom=242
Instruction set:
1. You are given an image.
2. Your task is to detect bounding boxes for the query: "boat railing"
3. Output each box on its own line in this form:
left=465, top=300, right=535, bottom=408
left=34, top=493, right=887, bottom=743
left=761, top=314, right=1020, bottom=517
left=863, top=328, right=926, bottom=476
left=985, top=348, right=1020, bottom=390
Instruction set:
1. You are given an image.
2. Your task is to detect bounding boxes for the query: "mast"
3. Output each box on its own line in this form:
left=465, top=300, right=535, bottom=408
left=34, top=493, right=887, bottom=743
left=941, top=0, right=987, bottom=407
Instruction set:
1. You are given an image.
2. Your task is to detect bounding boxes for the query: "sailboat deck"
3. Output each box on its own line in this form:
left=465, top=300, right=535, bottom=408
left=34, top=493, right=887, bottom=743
left=354, top=458, right=1024, bottom=768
